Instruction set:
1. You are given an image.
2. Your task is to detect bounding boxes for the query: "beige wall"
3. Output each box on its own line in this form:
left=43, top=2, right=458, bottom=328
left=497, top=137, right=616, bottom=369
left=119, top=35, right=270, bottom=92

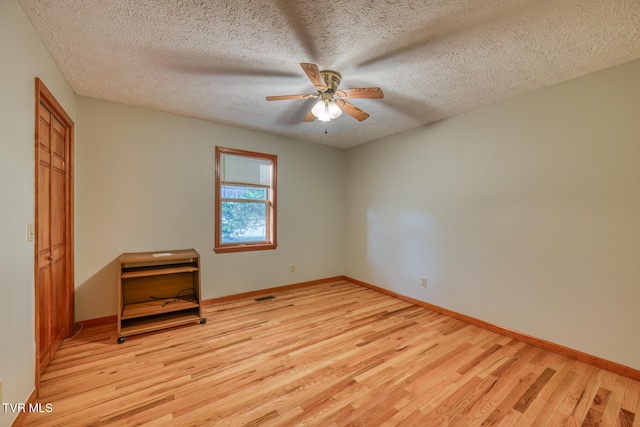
left=0, top=1, right=77, bottom=426
left=345, top=59, right=640, bottom=369
left=75, top=97, right=346, bottom=321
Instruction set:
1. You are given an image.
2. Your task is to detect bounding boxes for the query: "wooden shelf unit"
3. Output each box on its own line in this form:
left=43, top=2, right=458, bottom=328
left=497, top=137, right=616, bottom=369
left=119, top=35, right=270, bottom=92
left=117, top=249, right=205, bottom=343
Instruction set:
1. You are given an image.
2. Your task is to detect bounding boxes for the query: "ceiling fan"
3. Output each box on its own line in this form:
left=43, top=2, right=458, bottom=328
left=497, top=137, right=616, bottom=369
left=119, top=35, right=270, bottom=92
left=265, top=63, right=384, bottom=122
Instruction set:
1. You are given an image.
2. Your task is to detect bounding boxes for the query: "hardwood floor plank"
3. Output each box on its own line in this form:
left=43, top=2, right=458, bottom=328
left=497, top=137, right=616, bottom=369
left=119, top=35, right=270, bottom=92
left=480, top=362, right=547, bottom=426
left=618, top=409, right=635, bottom=427
left=582, top=386, right=612, bottom=426
left=513, top=367, right=556, bottom=413
left=457, top=344, right=504, bottom=376
left=569, top=366, right=606, bottom=424
left=623, top=377, right=640, bottom=412
left=419, top=375, right=485, bottom=424
left=523, top=361, right=578, bottom=425
left=20, top=280, right=640, bottom=427
left=602, top=376, right=632, bottom=426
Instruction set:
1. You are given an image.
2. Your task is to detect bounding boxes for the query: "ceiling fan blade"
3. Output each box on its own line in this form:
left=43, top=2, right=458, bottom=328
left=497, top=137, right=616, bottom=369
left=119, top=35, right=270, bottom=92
left=265, top=94, right=317, bottom=101
left=303, top=110, right=316, bottom=122
left=335, top=87, right=384, bottom=99
left=336, top=100, right=369, bottom=121
left=300, top=63, right=328, bottom=92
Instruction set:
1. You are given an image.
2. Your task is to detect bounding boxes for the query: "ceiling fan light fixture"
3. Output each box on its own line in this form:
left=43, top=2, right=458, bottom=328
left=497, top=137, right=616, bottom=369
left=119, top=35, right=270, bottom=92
left=311, top=98, right=342, bottom=121
left=327, top=100, right=342, bottom=119
left=311, top=99, right=330, bottom=121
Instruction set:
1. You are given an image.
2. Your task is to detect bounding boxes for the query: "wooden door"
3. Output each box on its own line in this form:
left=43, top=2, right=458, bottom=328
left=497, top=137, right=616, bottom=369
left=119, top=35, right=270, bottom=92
left=35, top=79, right=74, bottom=379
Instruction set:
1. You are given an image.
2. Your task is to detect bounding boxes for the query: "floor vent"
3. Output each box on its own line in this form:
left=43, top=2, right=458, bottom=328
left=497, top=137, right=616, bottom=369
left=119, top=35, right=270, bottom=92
left=255, top=295, right=275, bottom=302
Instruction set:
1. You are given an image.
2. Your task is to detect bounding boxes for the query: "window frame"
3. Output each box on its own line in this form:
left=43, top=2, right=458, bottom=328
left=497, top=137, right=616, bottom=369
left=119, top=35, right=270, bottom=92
left=214, top=146, right=277, bottom=253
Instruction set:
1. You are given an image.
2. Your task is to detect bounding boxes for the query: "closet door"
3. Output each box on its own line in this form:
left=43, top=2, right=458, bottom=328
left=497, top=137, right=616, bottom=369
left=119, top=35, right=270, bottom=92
left=35, top=79, right=74, bottom=377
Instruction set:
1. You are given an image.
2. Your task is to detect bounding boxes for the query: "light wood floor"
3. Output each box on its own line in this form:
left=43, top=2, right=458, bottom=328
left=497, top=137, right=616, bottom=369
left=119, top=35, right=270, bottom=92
left=22, top=280, right=640, bottom=426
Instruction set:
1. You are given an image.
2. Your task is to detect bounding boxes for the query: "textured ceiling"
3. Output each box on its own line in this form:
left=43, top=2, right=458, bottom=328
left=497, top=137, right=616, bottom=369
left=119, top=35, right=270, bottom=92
left=18, top=0, right=640, bottom=148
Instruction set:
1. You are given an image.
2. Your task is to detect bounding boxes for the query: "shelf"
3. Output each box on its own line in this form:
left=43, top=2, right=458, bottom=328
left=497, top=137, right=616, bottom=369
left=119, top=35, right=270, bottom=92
left=121, top=266, right=198, bottom=279
left=121, top=298, right=199, bottom=320
left=119, top=249, right=199, bottom=264
left=120, top=311, right=201, bottom=337
left=117, top=249, right=203, bottom=342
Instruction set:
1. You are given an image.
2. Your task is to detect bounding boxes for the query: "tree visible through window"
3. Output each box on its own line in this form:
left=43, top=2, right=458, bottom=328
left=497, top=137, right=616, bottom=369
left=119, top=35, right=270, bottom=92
left=215, top=147, right=277, bottom=253
left=220, top=186, right=267, bottom=243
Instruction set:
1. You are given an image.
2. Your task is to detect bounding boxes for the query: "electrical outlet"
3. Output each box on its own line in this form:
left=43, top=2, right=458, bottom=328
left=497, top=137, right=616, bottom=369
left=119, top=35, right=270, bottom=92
left=290, top=264, right=295, bottom=273
left=421, top=277, right=427, bottom=287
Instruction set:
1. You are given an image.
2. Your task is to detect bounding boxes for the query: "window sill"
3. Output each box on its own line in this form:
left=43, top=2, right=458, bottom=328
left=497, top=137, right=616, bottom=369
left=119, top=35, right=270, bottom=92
left=214, top=243, right=277, bottom=254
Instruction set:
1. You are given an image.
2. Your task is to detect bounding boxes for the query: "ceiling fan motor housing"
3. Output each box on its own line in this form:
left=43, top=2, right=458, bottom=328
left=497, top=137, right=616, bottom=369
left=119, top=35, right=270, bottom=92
left=320, top=70, right=341, bottom=94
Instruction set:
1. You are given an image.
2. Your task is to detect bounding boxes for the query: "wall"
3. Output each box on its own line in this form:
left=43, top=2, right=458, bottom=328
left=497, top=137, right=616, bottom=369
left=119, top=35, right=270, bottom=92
left=0, top=1, right=77, bottom=426
left=345, top=59, right=640, bottom=369
left=75, top=97, right=346, bottom=321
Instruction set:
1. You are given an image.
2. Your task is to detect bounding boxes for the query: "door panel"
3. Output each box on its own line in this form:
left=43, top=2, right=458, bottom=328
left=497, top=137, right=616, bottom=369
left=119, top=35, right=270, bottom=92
left=50, top=118, right=67, bottom=355
left=37, top=106, right=53, bottom=373
left=51, top=256, right=66, bottom=354
left=37, top=109, right=51, bottom=266
left=51, top=118, right=66, bottom=262
left=37, top=266, right=51, bottom=369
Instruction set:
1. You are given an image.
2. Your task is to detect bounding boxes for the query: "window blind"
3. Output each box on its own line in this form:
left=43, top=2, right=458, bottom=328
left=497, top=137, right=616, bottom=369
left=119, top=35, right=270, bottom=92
left=220, top=153, right=271, bottom=186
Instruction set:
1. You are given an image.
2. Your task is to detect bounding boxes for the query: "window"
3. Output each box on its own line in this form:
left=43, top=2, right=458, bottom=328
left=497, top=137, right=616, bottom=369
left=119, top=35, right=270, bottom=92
left=215, top=146, right=277, bottom=253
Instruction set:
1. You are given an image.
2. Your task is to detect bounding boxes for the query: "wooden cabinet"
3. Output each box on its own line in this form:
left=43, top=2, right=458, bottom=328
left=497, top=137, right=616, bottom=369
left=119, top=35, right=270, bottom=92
left=117, top=249, right=205, bottom=343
